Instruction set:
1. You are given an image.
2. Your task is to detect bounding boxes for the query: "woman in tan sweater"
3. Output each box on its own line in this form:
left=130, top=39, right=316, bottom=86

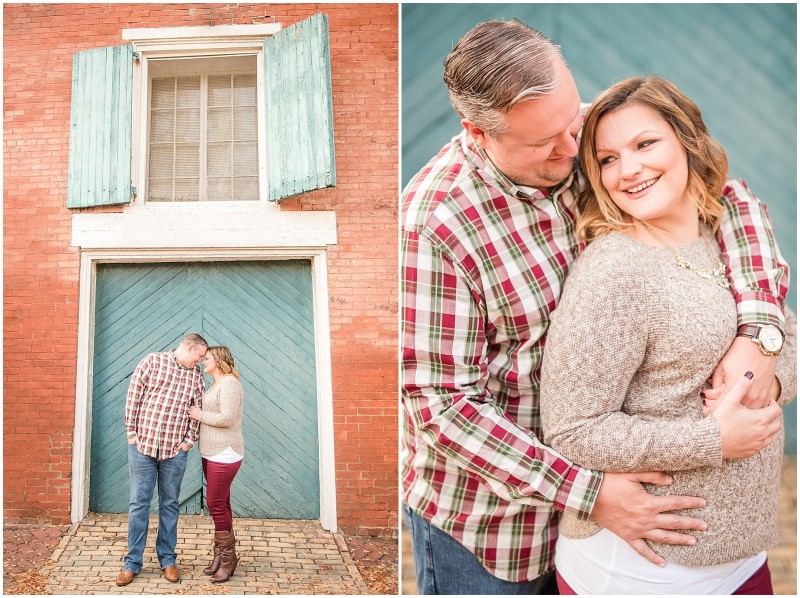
left=188, top=345, right=245, bottom=583
left=539, top=77, right=796, bottom=594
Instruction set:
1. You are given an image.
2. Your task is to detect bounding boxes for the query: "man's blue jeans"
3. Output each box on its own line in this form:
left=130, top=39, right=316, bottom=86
left=123, top=444, right=188, bottom=573
left=403, top=504, right=558, bottom=595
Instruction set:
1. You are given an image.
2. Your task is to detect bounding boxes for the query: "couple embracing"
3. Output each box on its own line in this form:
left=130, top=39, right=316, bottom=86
left=401, top=20, right=796, bottom=595
left=115, top=333, right=246, bottom=586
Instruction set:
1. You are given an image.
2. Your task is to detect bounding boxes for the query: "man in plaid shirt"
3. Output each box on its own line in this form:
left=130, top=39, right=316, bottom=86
left=116, top=333, right=208, bottom=586
left=401, top=20, right=789, bottom=594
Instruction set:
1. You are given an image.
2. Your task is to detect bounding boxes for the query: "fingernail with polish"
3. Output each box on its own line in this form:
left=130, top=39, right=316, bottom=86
left=700, top=391, right=706, bottom=399
left=744, top=371, right=754, bottom=380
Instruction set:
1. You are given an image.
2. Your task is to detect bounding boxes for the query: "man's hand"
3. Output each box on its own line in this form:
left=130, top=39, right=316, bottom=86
left=591, top=471, right=707, bottom=567
left=178, top=442, right=191, bottom=453
left=707, top=372, right=782, bottom=459
left=127, top=435, right=138, bottom=446
left=711, top=336, right=777, bottom=408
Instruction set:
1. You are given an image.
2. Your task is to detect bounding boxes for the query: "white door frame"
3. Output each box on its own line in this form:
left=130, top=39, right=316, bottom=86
left=70, top=247, right=338, bottom=531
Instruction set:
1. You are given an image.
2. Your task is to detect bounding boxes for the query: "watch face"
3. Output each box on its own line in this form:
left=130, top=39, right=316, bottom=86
left=760, top=326, right=784, bottom=352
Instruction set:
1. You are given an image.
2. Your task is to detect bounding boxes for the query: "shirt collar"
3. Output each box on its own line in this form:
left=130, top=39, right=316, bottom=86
left=170, top=349, right=191, bottom=370
left=460, top=130, right=577, bottom=203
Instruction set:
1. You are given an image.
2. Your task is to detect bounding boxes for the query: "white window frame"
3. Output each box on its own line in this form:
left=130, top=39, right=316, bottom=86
left=124, top=24, right=281, bottom=209
left=147, top=55, right=260, bottom=203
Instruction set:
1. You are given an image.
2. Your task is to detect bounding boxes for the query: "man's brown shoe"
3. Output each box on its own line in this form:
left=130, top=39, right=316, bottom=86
left=164, top=565, right=181, bottom=582
left=115, top=569, right=135, bottom=586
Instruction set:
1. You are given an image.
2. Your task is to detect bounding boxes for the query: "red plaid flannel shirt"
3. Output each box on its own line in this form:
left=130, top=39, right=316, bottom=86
left=125, top=350, right=206, bottom=460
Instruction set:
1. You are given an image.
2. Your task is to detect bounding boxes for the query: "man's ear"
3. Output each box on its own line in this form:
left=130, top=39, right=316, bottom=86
left=461, top=119, right=488, bottom=146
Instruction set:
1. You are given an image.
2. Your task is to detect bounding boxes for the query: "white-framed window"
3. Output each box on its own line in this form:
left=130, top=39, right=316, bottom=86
left=146, top=55, right=259, bottom=202
left=66, top=16, right=336, bottom=209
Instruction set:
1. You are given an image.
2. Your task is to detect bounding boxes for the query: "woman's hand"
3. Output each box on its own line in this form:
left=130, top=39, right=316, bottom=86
left=702, top=375, right=781, bottom=415
left=188, top=406, right=202, bottom=420
left=711, top=337, right=777, bottom=408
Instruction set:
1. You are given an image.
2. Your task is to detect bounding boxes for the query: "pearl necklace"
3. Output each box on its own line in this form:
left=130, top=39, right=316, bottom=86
left=638, top=220, right=730, bottom=290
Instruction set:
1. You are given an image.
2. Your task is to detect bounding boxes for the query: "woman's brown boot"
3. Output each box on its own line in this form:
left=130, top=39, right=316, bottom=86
left=210, top=530, right=238, bottom=583
left=203, top=532, right=222, bottom=575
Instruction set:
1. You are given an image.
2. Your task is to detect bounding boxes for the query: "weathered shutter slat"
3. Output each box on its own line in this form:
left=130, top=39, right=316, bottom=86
left=67, top=45, right=133, bottom=208
left=264, top=13, right=336, bottom=201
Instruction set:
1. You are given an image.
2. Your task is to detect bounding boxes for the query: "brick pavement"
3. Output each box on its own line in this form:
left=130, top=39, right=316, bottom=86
left=40, top=513, right=370, bottom=595
left=401, top=457, right=797, bottom=595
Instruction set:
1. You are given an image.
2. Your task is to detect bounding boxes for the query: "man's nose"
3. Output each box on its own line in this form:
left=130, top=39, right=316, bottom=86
left=554, top=129, right=578, bottom=158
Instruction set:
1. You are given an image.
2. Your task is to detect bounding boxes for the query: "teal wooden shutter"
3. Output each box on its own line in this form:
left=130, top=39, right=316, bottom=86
left=264, top=13, right=336, bottom=201
left=67, top=45, right=134, bottom=208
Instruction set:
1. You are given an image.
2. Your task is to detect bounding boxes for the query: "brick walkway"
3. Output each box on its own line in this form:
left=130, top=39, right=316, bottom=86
left=42, top=513, right=369, bottom=595
left=401, top=457, right=797, bottom=595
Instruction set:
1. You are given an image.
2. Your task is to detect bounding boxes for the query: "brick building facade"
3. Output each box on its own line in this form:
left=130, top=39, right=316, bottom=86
left=4, top=3, right=398, bottom=535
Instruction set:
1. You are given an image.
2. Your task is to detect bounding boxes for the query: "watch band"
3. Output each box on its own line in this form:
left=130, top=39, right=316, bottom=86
left=736, top=323, right=784, bottom=356
left=736, top=324, right=763, bottom=339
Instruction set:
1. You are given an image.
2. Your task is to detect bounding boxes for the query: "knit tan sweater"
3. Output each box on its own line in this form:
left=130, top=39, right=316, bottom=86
left=195, top=375, right=245, bottom=457
left=540, top=229, right=796, bottom=567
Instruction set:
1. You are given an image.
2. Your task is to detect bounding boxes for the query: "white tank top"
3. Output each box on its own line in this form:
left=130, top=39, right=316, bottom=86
left=555, top=528, right=765, bottom=594
left=203, top=446, right=243, bottom=464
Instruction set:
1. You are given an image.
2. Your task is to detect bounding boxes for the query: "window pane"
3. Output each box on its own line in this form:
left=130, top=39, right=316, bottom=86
left=208, top=142, right=232, bottom=177
left=233, top=106, right=258, bottom=140
left=175, top=178, right=200, bottom=202
left=176, top=77, right=200, bottom=108
left=233, top=74, right=257, bottom=105
left=150, top=110, right=174, bottom=143
left=176, top=109, right=200, bottom=143
left=207, top=178, right=232, bottom=201
left=175, top=143, right=200, bottom=177
left=233, top=141, right=258, bottom=177
left=207, top=107, right=232, bottom=142
left=149, top=144, right=174, bottom=179
left=147, top=63, right=260, bottom=203
left=233, top=177, right=259, bottom=201
left=208, top=75, right=232, bottom=107
left=148, top=179, right=173, bottom=202
left=151, top=78, right=175, bottom=109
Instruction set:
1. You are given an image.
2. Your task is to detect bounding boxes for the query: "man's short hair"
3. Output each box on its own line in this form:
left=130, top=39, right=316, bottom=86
left=444, top=19, right=564, bottom=136
left=180, top=333, right=208, bottom=350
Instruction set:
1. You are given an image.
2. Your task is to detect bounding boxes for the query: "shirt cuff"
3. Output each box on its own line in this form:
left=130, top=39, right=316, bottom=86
left=553, top=466, right=603, bottom=521
left=736, top=291, right=785, bottom=330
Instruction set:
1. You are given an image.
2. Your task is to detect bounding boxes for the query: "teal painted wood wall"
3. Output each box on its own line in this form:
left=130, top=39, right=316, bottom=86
left=402, top=3, right=797, bottom=452
left=89, top=260, right=320, bottom=519
left=264, top=13, right=336, bottom=200
left=67, top=45, right=134, bottom=208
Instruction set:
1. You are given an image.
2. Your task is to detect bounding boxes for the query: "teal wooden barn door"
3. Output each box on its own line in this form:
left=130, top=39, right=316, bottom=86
left=89, top=260, right=320, bottom=519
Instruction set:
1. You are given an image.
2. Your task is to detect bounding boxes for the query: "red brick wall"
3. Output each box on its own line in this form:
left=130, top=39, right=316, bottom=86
left=3, top=3, right=398, bottom=534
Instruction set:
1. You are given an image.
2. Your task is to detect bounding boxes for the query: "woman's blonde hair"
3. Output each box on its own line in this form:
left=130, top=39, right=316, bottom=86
left=576, top=76, right=728, bottom=243
left=207, top=346, right=240, bottom=380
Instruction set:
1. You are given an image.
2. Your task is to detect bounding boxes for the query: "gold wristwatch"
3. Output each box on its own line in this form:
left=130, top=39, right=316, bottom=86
left=736, top=323, right=785, bottom=356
